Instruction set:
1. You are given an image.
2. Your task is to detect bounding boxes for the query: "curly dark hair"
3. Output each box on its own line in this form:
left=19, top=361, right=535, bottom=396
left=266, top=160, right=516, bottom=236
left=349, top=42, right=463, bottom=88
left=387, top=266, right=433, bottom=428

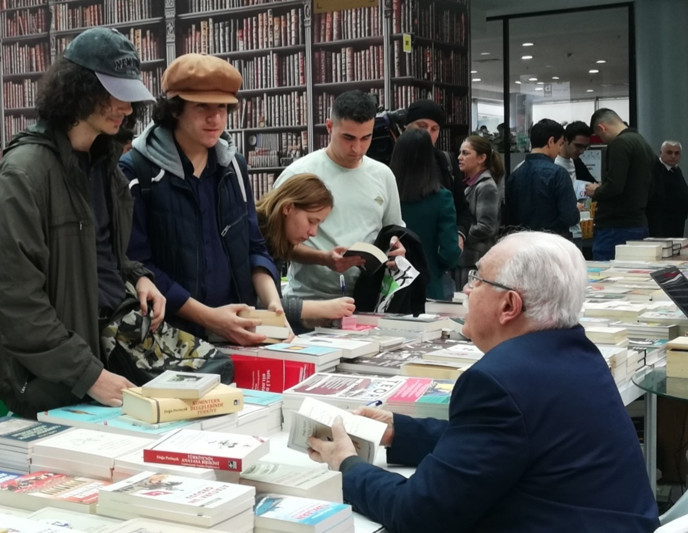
left=36, top=57, right=146, bottom=131
left=152, top=96, right=237, bottom=130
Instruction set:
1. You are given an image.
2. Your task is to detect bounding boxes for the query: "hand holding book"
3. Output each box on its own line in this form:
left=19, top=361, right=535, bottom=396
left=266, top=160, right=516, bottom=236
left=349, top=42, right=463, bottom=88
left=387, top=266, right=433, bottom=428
left=352, top=405, right=395, bottom=447
left=307, top=415, right=359, bottom=471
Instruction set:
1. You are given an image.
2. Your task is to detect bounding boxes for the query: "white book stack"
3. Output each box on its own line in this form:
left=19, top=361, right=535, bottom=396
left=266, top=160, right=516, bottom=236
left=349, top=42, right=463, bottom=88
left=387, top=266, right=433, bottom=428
left=376, top=313, right=457, bottom=333
left=625, top=240, right=673, bottom=258
left=293, top=333, right=381, bottom=360
left=639, top=309, right=688, bottom=335
left=29, top=428, right=153, bottom=481
left=254, top=493, right=353, bottom=533
left=107, top=517, right=227, bottom=533
left=597, top=344, right=630, bottom=385
left=143, top=428, right=269, bottom=474
left=258, top=342, right=343, bottom=372
left=0, top=417, right=71, bottom=474
left=281, top=373, right=406, bottom=430
left=97, top=471, right=256, bottom=530
left=112, top=449, right=219, bottom=482
left=0, top=513, right=86, bottom=532
left=240, top=461, right=342, bottom=503
left=583, top=326, right=629, bottom=346
left=28, top=505, right=122, bottom=530
left=583, top=301, right=648, bottom=321
left=236, top=389, right=283, bottom=436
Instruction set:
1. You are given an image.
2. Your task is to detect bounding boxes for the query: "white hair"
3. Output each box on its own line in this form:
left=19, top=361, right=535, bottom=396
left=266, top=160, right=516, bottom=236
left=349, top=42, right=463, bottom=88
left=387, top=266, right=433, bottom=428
left=661, top=140, right=682, bottom=151
left=494, top=231, right=587, bottom=329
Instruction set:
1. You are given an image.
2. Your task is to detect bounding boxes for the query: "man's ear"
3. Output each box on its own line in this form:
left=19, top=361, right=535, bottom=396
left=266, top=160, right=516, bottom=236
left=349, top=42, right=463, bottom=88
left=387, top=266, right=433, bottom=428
left=325, top=118, right=333, bottom=135
left=499, top=290, right=524, bottom=325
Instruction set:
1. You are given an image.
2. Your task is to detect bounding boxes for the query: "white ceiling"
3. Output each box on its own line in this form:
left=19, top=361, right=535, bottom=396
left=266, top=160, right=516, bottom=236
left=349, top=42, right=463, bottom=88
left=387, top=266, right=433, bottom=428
left=470, top=1, right=631, bottom=101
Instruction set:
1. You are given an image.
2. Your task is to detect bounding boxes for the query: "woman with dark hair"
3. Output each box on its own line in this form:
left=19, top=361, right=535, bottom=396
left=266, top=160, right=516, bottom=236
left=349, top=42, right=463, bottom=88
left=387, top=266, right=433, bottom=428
left=256, top=173, right=355, bottom=327
left=390, top=129, right=460, bottom=300
left=456, top=135, right=504, bottom=287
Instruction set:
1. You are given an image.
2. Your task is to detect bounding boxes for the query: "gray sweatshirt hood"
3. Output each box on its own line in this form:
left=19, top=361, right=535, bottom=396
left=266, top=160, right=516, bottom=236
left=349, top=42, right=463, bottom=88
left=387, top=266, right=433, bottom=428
left=131, top=122, right=237, bottom=179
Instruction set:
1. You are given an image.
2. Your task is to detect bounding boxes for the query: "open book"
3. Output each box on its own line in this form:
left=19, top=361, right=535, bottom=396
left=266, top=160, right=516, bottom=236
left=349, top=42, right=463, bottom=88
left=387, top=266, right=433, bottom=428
left=287, top=397, right=387, bottom=463
left=343, top=242, right=388, bottom=273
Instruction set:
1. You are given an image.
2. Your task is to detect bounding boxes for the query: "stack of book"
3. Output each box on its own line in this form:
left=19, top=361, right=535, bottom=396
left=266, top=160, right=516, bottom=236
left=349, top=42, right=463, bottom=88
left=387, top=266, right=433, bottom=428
left=240, top=461, right=342, bottom=503
left=236, top=389, right=283, bottom=436
left=399, top=340, right=483, bottom=380
left=615, top=242, right=665, bottom=261
left=0, top=471, right=110, bottom=513
left=98, top=471, right=256, bottom=531
left=0, top=512, right=91, bottom=532
left=122, top=373, right=244, bottom=425
left=229, top=343, right=343, bottom=392
left=106, top=517, right=227, bottom=532
left=0, top=417, right=71, bottom=474
left=27, top=505, right=121, bottom=530
left=112, top=448, right=219, bottom=483
left=281, top=373, right=405, bottom=429
left=29, top=427, right=153, bottom=481
left=584, top=326, right=629, bottom=346
left=254, top=493, right=353, bottom=533
left=142, top=428, right=270, bottom=481
left=384, top=377, right=454, bottom=419
left=293, top=332, right=381, bottom=360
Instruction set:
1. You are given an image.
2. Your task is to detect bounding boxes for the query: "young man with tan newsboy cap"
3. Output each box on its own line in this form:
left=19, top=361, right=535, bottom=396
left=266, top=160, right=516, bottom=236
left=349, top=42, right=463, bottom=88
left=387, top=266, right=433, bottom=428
left=120, top=54, right=285, bottom=346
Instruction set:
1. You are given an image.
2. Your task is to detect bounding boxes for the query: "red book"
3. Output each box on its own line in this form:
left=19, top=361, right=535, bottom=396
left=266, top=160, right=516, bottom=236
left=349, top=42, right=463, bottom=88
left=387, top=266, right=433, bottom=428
left=231, top=354, right=316, bottom=393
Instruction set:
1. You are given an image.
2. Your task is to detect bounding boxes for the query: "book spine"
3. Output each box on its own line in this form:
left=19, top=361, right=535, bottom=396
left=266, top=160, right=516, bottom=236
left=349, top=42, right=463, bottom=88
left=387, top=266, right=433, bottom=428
left=142, top=449, right=242, bottom=471
left=124, top=391, right=242, bottom=424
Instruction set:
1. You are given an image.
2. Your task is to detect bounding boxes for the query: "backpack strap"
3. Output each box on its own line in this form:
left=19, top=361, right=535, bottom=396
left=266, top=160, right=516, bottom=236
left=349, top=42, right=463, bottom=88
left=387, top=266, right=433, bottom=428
left=129, top=148, right=162, bottom=205
left=231, top=156, right=247, bottom=203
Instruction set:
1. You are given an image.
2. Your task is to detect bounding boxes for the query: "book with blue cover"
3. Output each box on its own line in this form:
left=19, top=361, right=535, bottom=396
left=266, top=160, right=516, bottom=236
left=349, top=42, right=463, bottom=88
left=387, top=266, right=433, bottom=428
left=254, top=493, right=353, bottom=532
left=260, top=343, right=343, bottom=366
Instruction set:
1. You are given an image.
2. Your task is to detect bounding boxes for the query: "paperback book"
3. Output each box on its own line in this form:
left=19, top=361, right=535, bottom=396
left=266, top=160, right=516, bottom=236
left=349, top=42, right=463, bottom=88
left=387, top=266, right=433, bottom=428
left=343, top=241, right=388, bottom=272
left=140, top=370, right=220, bottom=400
left=240, top=461, right=342, bottom=503
left=238, top=308, right=291, bottom=342
left=122, top=383, right=244, bottom=424
left=288, top=397, right=387, bottom=463
left=143, top=428, right=269, bottom=472
left=28, top=505, right=121, bottom=531
left=254, top=493, right=353, bottom=533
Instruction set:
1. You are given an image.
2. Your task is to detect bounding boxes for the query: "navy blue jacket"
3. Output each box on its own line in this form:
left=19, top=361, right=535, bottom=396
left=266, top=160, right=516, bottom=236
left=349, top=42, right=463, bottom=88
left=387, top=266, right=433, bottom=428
left=120, top=124, right=277, bottom=338
left=505, top=153, right=580, bottom=237
left=341, top=326, right=658, bottom=532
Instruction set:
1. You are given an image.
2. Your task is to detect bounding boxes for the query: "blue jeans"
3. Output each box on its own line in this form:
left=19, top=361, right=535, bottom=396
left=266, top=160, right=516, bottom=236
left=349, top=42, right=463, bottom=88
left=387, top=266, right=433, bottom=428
left=593, top=227, right=649, bottom=261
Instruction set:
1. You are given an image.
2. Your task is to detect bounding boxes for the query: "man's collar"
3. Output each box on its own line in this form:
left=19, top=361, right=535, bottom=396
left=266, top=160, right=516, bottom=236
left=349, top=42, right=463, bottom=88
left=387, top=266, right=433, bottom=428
left=659, top=157, right=675, bottom=171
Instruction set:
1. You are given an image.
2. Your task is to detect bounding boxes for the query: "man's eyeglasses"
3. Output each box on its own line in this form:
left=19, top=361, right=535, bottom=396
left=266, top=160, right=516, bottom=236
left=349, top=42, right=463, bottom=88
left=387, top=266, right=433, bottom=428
left=466, top=269, right=526, bottom=310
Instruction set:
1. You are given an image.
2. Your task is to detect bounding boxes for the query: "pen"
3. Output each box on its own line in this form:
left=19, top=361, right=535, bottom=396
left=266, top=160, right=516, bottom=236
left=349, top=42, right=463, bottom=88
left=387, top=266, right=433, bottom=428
left=366, top=400, right=383, bottom=407
left=387, top=231, right=408, bottom=254
left=340, top=274, right=346, bottom=296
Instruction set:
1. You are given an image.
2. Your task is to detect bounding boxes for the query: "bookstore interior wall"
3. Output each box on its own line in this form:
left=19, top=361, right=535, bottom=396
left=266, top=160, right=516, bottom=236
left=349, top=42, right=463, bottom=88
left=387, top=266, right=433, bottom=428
left=1, top=0, right=468, bottom=199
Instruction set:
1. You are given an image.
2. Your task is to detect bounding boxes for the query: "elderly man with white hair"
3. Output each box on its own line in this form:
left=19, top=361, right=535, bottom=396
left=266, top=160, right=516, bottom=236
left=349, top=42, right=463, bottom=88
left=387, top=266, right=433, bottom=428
left=308, top=231, right=658, bottom=533
left=648, top=140, right=688, bottom=238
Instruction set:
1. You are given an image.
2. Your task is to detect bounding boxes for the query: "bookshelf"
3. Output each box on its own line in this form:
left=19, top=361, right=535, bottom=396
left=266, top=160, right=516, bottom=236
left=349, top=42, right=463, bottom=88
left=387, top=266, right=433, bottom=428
left=1, top=0, right=469, bottom=183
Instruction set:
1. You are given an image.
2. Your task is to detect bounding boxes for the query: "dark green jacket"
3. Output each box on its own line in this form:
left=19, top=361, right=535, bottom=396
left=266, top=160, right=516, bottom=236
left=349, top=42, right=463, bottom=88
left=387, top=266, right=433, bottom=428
left=0, top=123, right=149, bottom=417
left=593, top=128, right=656, bottom=229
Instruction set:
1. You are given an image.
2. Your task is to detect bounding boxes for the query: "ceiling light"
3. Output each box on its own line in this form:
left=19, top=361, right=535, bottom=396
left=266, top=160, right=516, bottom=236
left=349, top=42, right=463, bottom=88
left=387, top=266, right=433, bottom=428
left=522, top=42, right=534, bottom=47
left=535, top=87, right=544, bottom=91
left=596, top=59, right=607, bottom=64
left=586, top=89, right=594, bottom=93
left=588, top=69, right=599, bottom=74
left=480, top=52, right=491, bottom=56
left=472, top=78, right=482, bottom=82
left=552, top=76, right=560, bottom=80
left=521, top=55, right=533, bottom=60
left=470, top=70, right=477, bottom=74
left=515, top=81, right=522, bottom=85
left=528, top=77, right=537, bottom=82
left=536, top=81, right=544, bottom=85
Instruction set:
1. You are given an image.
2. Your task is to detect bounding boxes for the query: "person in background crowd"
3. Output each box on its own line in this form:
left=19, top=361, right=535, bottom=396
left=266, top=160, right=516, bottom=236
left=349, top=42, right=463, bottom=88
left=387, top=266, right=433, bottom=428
left=647, top=140, right=688, bottom=238
left=255, top=173, right=356, bottom=329
left=274, top=90, right=405, bottom=301
left=456, top=135, right=503, bottom=287
left=504, top=118, right=580, bottom=239
left=0, top=27, right=165, bottom=418
left=120, top=54, right=285, bottom=346
left=390, top=128, right=460, bottom=300
left=308, top=231, right=659, bottom=533
left=585, top=108, right=655, bottom=260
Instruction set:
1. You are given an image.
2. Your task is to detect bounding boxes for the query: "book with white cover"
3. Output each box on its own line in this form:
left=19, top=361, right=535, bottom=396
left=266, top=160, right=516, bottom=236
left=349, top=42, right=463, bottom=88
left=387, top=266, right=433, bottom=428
left=258, top=343, right=343, bottom=367
left=28, top=505, right=121, bottom=531
left=31, top=427, right=153, bottom=468
left=0, top=513, right=83, bottom=533
left=98, top=470, right=255, bottom=519
left=254, top=493, right=353, bottom=533
left=113, top=449, right=218, bottom=482
left=143, top=428, right=269, bottom=472
left=377, top=313, right=455, bottom=332
left=293, top=333, right=380, bottom=359
left=240, top=461, right=342, bottom=503
left=343, top=241, right=388, bottom=272
left=0, top=416, right=71, bottom=450
left=288, top=397, right=387, bottom=463
left=108, top=517, right=226, bottom=533
left=141, top=370, right=221, bottom=400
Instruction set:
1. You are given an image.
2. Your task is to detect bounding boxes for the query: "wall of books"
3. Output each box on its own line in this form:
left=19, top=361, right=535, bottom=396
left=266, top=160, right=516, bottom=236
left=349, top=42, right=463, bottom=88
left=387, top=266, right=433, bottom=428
left=1, top=0, right=469, bottom=190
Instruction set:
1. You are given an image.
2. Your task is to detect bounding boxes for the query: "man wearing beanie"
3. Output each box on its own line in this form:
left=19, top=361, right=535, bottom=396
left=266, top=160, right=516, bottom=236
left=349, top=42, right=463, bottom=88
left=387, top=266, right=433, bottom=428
left=405, top=99, right=471, bottom=289
left=0, top=27, right=165, bottom=418
left=405, top=100, right=471, bottom=241
left=120, top=54, right=284, bottom=346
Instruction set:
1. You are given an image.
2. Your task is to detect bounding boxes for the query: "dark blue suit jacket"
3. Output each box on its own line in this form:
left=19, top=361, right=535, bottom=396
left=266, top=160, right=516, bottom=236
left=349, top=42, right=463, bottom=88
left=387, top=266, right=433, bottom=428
left=341, top=326, right=658, bottom=532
